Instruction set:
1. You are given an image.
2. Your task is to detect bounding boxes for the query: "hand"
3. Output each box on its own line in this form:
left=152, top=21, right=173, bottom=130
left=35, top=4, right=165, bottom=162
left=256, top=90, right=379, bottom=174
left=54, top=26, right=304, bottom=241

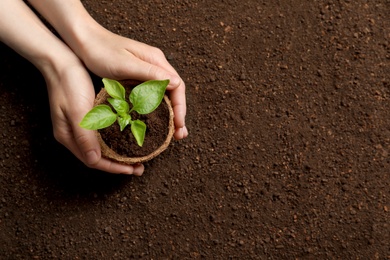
left=1, top=0, right=143, bottom=175
left=2, top=0, right=186, bottom=175
left=43, top=58, right=145, bottom=176
left=76, top=28, right=188, bottom=140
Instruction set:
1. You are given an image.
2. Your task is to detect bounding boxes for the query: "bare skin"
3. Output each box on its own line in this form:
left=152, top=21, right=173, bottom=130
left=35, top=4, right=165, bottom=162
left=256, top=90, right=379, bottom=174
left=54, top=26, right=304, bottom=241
left=0, top=0, right=188, bottom=176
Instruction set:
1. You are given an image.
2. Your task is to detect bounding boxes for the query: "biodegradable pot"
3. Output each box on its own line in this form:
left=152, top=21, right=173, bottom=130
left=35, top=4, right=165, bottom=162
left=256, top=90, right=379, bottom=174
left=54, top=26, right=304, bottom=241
left=94, top=82, right=175, bottom=164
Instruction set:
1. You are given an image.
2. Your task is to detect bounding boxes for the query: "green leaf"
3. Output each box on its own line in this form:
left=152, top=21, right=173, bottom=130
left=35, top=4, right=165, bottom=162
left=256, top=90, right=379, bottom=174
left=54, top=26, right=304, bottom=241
left=130, top=79, right=169, bottom=114
left=118, top=114, right=131, bottom=131
left=79, top=105, right=117, bottom=130
left=103, top=78, right=125, bottom=100
left=131, top=119, right=146, bottom=147
left=108, top=98, right=129, bottom=117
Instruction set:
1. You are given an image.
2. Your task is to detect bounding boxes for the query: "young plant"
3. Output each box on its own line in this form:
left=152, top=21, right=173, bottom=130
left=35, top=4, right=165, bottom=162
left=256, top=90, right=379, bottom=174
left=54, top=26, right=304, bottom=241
left=80, top=78, right=169, bottom=147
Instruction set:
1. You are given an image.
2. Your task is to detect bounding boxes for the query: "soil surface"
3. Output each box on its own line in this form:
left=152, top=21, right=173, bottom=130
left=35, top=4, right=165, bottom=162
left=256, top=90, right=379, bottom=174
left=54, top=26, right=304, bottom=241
left=1, top=0, right=389, bottom=259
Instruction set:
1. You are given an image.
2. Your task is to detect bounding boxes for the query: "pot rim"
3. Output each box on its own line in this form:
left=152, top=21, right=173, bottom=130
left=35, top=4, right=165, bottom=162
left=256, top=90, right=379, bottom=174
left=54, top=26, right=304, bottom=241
left=94, top=88, right=175, bottom=164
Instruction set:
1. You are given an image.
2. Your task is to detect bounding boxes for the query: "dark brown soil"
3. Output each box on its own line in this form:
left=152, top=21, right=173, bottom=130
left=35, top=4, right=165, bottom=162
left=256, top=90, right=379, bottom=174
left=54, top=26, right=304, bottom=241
left=1, top=0, right=389, bottom=259
left=99, top=82, right=170, bottom=157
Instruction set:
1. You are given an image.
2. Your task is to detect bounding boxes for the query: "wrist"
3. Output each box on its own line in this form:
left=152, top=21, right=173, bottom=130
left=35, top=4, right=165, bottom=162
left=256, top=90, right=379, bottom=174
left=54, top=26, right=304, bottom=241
left=68, top=18, right=105, bottom=60
left=26, top=0, right=104, bottom=60
left=36, top=45, right=83, bottom=88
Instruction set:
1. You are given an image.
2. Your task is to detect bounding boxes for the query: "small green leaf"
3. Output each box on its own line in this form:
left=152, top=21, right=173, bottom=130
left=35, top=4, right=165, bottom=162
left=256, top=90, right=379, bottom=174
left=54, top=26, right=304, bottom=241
left=79, top=105, right=117, bottom=130
left=108, top=98, right=129, bottom=117
left=103, top=78, right=125, bottom=100
left=118, top=114, right=131, bottom=131
left=131, top=119, right=146, bottom=147
left=130, top=79, right=169, bottom=114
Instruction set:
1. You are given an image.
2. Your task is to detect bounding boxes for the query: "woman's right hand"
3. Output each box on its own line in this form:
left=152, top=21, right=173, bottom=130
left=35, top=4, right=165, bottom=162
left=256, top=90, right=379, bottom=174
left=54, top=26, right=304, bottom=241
left=76, top=28, right=188, bottom=140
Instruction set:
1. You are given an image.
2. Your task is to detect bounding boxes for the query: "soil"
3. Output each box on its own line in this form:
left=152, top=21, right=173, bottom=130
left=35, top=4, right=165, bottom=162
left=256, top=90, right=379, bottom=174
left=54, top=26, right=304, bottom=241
left=98, top=81, right=171, bottom=158
left=0, top=0, right=389, bottom=259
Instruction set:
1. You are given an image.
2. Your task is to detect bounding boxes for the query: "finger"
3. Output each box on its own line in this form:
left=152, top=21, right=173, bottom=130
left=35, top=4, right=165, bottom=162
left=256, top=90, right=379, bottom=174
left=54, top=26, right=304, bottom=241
left=53, top=123, right=85, bottom=163
left=136, top=46, right=184, bottom=90
left=143, top=51, right=189, bottom=139
left=69, top=122, right=101, bottom=165
left=91, top=157, right=144, bottom=175
left=169, top=80, right=187, bottom=129
left=123, top=57, right=187, bottom=128
left=70, top=126, right=139, bottom=174
left=131, top=163, right=145, bottom=176
left=122, top=45, right=188, bottom=138
left=115, top=57, right=187, bottom=126
left=60, top=126, right=142, bottom=174
left=128, top=41, right=179, bottom=74
left=118, top=56, right=182, bottom=87
left=174, top=126, right=189, bottom=140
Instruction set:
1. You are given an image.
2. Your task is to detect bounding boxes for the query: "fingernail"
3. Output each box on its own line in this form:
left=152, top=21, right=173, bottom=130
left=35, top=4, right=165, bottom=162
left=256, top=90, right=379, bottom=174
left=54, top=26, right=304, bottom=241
left=85, top=150, right=98, bottom=165
left=133, top=163, right=144, bottom=176
left=170, top=75, right=181, bottom=87
left=178, top=127, right=184, bottom=139
left=119, top=165, right=133, bottom=175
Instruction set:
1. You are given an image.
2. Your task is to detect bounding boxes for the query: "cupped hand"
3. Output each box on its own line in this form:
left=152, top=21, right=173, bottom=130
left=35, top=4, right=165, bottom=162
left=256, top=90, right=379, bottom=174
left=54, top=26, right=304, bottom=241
left=43, top=60, right=144, bottom=176
left=76, top=28, right=188, bottom=140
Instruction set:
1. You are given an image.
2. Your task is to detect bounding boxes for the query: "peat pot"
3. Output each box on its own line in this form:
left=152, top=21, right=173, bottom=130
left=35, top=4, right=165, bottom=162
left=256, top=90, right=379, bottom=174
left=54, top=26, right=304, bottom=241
left=94, top=80, right=175, bottom=164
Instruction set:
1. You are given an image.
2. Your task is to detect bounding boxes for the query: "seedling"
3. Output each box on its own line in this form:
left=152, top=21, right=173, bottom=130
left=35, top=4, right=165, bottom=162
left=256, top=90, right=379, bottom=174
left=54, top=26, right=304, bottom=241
left=80, top=78, right=169, bottom=147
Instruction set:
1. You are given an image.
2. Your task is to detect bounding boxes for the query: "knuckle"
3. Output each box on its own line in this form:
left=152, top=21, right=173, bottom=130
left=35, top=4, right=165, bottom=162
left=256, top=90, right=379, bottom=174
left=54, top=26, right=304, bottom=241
left=147, top=64, right=159, bottom=78
left=52, top=130, right=63, bottom=144
left=74, top=133, right=90, bottom=148
left=150, top=46, right=165, bottom=57
left=52, top=125, right=68, bottom=145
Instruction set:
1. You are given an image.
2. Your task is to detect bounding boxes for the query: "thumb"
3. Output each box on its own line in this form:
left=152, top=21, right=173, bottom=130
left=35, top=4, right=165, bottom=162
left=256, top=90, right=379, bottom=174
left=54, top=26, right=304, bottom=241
left=72, top=124, right=102, bottom=166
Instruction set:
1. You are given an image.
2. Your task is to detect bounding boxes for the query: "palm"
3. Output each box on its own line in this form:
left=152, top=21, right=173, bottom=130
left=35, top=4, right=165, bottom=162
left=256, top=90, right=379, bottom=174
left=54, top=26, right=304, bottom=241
left=45, top=65, right=144, bottom=175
